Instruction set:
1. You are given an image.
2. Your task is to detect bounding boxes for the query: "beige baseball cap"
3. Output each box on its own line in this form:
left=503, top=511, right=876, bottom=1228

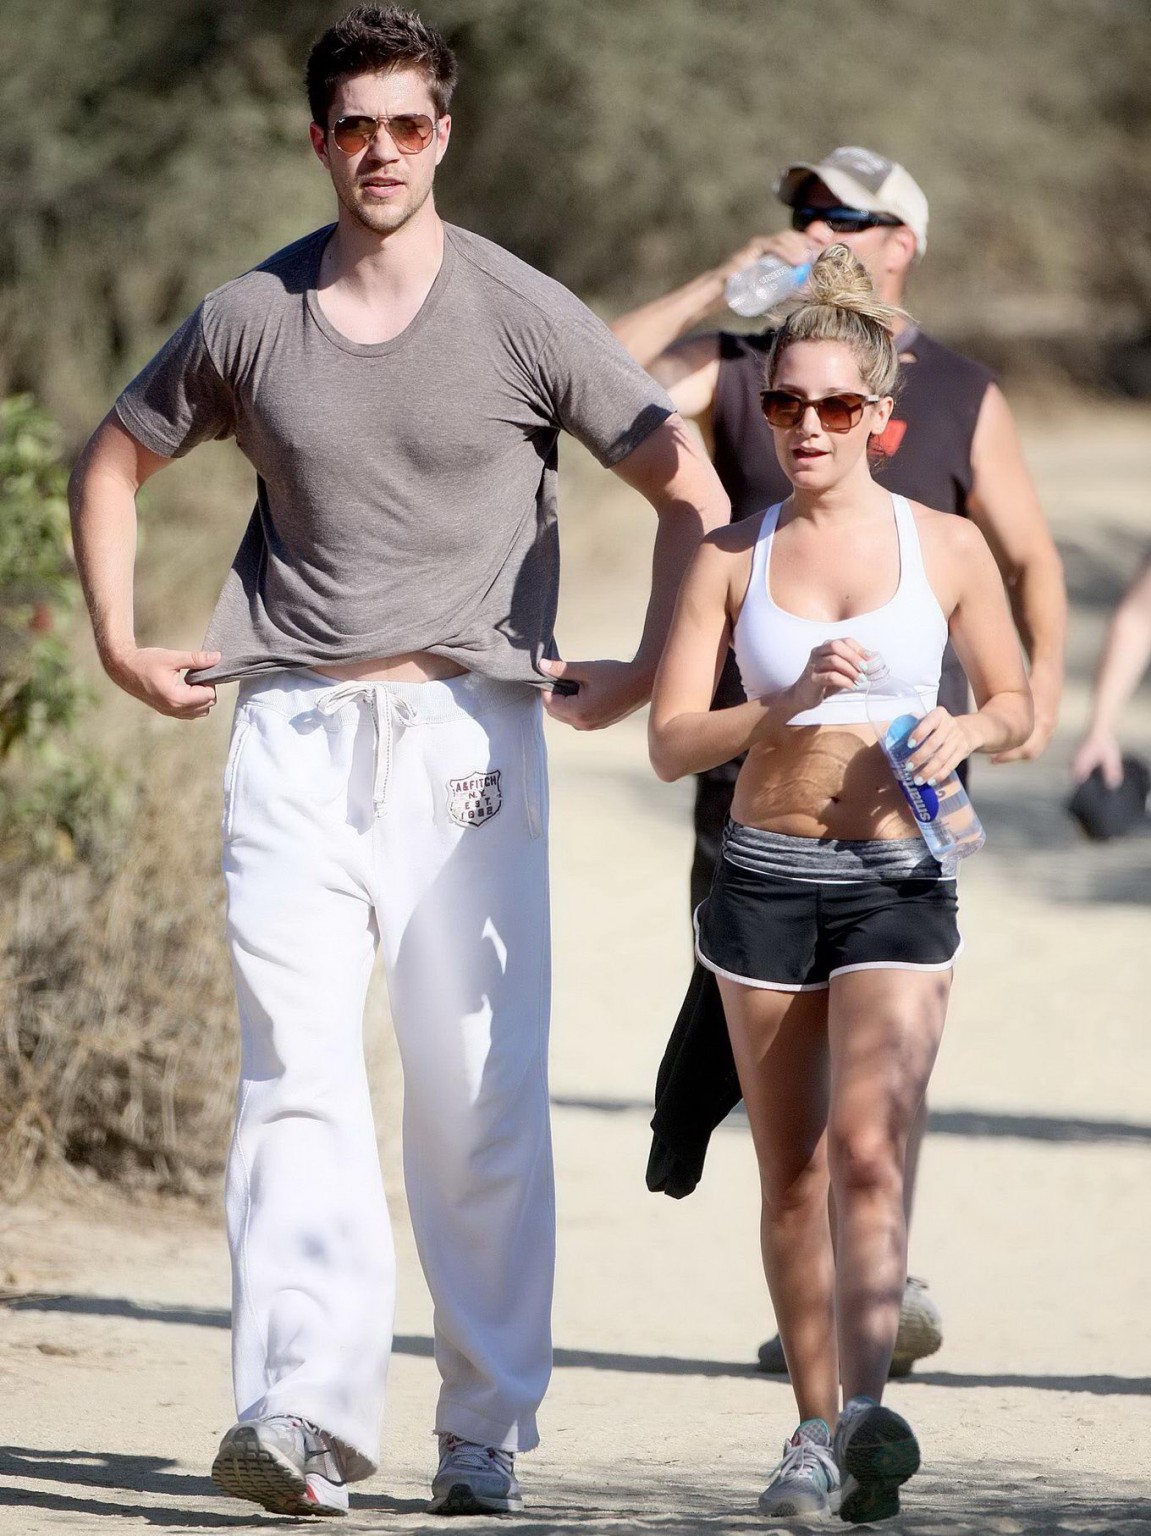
left=775, top=145, right=929, bottom=257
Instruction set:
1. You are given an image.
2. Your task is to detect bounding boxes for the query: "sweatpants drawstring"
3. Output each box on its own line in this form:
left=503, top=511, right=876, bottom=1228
left=315, top=681, right=416, bottom=817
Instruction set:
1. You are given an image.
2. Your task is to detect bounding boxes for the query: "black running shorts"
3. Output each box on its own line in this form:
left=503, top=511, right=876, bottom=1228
left=694, top=822, right=962, bottom=992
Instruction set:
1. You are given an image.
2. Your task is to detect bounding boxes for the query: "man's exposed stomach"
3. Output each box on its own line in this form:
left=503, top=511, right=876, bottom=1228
left=313, top=651, right=468, bottom=684
left=731, top=723, right=922, bottom=842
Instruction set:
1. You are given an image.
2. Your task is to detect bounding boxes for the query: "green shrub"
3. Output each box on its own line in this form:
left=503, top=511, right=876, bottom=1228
left=0, top=395, right=119, bottom=860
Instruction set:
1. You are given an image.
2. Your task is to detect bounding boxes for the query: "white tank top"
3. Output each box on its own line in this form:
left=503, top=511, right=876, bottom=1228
left=732, top=493, right=948, bottom=726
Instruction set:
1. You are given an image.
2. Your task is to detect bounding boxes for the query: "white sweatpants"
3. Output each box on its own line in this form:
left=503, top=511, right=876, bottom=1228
left=220, top=669, right=552, bottom=1481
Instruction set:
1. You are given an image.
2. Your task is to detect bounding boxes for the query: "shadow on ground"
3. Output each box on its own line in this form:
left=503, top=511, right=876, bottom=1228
left=551, top=1094, right=1151, bottom=1147
left=2, top=1445, right=1149, bottom=1534
left=3, top=1295, right=1149, bottom=1399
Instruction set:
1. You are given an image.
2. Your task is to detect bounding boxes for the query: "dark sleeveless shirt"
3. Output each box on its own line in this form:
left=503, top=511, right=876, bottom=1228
left=706, top=327, right=995, bottom=752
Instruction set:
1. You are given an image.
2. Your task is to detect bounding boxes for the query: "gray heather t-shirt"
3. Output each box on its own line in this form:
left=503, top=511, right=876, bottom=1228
left=115, top=223, right=674, bottom=686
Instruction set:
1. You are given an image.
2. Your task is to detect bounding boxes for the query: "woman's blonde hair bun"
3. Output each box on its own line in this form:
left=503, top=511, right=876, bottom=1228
left=766, top=243, right=913, bottom=397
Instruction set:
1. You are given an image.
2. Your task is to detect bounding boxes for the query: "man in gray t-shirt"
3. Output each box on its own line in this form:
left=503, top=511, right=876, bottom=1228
left=69, top=6, right=728, bottom=1519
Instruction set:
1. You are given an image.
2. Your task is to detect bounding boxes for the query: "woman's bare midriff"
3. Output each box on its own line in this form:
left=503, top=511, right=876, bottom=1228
left=731, top=723, right=921, bottom=842
left=313, top=651, right=468, bottom=684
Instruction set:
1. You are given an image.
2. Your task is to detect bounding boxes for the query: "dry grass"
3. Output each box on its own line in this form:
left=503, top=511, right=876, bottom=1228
left=0, top=449, right=244, bottom=1197
left=0, top=717, right=237, bottom=1197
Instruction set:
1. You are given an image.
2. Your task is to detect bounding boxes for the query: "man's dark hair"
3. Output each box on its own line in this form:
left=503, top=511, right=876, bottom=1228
left=306, top=6, right=458, bottom=127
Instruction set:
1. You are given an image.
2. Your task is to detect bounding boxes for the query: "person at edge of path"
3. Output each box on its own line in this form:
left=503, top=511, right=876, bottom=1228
left=1072, top=553, right=1151, bottom=788
left=67, top=6, right=729, bottom=1521
left=648, top=245, right=1033, bottom=1523
left=611, top=144, right=1066, bottom=1378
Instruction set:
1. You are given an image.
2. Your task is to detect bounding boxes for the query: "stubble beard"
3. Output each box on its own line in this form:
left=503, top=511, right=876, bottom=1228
left=338, top=175, right=432, bottom=238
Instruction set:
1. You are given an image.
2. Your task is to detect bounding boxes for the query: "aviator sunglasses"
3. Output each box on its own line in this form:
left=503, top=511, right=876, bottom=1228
left=791, top=205, right=904, bottom=235
left=330, top=112, right=437, bottom=155
left=760, top=389, right=882, bottom=433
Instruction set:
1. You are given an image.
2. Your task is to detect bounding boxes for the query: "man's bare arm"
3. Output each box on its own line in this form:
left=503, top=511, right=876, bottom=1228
left=965, top=383, right=1066, bottom=762
left=609, top=230, right=816, bottom=428
left=68, top=413, right=220, bottom=718
left=1072, top=555, right=1151, bottom=787
left=540, top=414, right=730, bottom=730
left=609, top=229, right=814, bottom=367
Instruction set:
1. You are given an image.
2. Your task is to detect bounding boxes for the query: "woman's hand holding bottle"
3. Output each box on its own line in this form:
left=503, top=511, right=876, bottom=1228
left=902, top=709, right=984, bottom=787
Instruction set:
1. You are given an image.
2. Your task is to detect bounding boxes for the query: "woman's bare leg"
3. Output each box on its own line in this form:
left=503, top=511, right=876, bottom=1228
left=902, top=1096, right=929, bottom=1226
left=826, top=969, right=950, bottom=1404
left=718, top=978, right=838, bottom=1426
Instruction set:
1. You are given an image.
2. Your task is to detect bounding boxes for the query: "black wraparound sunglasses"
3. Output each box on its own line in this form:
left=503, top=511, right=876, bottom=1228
left=791, top=205, right=904, bottom=235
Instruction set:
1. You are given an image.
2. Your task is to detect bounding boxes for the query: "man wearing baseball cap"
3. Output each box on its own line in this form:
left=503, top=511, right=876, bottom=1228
left=776, top=145, right=930, bottom=257
left=613, top=147, right=1066, bottom=1375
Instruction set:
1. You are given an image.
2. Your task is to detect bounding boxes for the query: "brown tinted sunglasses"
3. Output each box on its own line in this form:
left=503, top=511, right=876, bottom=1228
left=760, top=389, right=881, bottom=433
left=330, top=113, right=437, bottom=155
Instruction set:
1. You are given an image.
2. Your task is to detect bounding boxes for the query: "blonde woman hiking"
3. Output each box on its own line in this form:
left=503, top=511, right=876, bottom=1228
left=649, top=246, right=1031, bottom=1522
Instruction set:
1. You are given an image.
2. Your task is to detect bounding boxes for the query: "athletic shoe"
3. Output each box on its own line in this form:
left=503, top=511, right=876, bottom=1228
left=428, top=1433, right=523, bottom=1515
left=756, top=1276, right=944, bottom=1377
left=211, top=1414, right=349, bottom=1516
left=889, top=1276, right=943, bottom=1377
left=758, top=1418, right=840, bottom=1518
left=833, top=1395, right=920, bottom=1524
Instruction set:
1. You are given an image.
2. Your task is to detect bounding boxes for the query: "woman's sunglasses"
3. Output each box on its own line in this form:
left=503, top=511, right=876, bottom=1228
left=760, top=389, right=881, bottom=433
left=791, top=205, right=904, bottom=235
left=330, top=113, right=437, bottom=156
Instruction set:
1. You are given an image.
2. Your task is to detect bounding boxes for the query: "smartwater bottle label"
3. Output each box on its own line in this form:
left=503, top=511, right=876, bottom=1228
left=884, top=713, right=940, bottom=822
left=898, top=779, right=941, bottom=823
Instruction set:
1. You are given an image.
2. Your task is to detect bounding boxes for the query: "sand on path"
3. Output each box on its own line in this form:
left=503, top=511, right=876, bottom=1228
left=2, top=403, right=1150, bottom=1535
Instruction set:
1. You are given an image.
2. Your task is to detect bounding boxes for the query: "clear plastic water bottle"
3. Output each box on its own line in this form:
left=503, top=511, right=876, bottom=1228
left=864, top=656, right=986, bottom=871
left=725, top=256, right=812, bottom=318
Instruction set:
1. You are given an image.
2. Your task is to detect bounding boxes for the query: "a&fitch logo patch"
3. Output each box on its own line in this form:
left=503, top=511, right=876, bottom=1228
left=447, top=770, right=502, bottom=829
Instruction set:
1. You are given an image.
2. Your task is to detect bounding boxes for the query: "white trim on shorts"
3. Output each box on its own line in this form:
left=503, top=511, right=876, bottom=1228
left=828, top=940, right=964, bottom=980
left=693, top=905, right=828, bottom=992
left=692, top=907, right=964, bottom=993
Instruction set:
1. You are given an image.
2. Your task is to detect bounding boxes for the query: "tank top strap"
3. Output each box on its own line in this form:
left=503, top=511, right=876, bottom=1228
left=752, top=500, right=783, bottom=578
left=736, top=503, right=782, bottom=628
left=758, top=501, right=784, bottom=541
left=891, top=493, right=929, bottom=590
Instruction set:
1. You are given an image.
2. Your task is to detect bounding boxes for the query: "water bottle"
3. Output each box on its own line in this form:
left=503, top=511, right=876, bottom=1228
left=725, top=256, right=812, bottom=319
left=863, top=656, right=986, bottom=871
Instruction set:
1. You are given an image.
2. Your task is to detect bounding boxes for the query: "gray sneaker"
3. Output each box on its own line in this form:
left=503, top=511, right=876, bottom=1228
left=757, top=1276, right=943, bottom=1377
left=758, top=1418, right=840, bottom=1518
left=833, top=1395, right=920, bottom=1524
left=211, top=1414, right=349, bottom=1516
left=429, top=1433, right=523, bottom=1516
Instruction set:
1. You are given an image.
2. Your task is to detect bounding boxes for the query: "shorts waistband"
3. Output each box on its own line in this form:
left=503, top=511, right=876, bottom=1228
left=237, top=668, right=534, bottom=725
left=721, top=819, right=945, bottom=883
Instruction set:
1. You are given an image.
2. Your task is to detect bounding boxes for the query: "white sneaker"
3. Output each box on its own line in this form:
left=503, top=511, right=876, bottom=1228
left=758, top=1417, right=840, bottom=1517
left=889, top=1276, right=943, bottom=1376
left=211, top=1414, right=349, bottom=1516
left=428, top=1432, right=523, bottom=1515
left=759, top=1275, right=944, bottom=1378
left=834, top=1395, right=920, bottom=1524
